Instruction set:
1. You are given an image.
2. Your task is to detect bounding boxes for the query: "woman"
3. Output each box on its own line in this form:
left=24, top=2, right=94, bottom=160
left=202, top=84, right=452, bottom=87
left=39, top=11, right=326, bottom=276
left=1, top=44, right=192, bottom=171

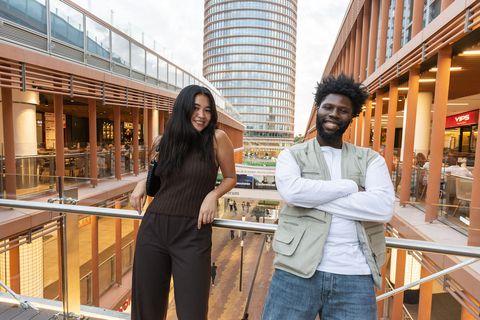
left=129, top=85, right=236, bottom=319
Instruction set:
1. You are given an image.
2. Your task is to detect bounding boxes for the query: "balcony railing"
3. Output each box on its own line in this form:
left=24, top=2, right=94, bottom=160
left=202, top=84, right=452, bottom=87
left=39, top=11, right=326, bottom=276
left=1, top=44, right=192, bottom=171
left=0, top=192, right=479, bottom=319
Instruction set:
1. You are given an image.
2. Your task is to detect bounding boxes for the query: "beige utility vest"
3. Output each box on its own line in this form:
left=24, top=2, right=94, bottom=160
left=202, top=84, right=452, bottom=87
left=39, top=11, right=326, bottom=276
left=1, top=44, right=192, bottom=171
left=272, top=139, right=386, bottom=288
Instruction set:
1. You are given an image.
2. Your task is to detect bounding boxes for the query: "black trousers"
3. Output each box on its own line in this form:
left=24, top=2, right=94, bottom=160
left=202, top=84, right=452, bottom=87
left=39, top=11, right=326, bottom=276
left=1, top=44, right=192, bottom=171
left=131, top=213, right=212, bottom=320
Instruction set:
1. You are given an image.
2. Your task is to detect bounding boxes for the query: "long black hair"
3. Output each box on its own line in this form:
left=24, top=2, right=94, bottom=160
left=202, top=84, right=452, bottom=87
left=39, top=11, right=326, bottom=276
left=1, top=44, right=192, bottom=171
left=157, top=85, right=218, bottom=176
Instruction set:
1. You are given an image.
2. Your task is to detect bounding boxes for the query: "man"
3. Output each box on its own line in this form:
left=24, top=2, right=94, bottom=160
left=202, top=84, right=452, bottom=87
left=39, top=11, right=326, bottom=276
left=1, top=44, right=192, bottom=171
left=262, top=74, right=395, bottom=320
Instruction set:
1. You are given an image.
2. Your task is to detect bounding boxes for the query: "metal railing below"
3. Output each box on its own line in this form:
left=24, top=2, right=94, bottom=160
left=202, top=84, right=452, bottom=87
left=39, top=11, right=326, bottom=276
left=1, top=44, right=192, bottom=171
left=0, top=198, right=479, bottom=319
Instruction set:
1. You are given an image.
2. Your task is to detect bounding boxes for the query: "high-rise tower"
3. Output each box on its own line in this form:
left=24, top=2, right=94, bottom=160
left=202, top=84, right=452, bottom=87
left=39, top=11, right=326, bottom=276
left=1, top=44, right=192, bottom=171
left=203, top=0, right=297, bottom=158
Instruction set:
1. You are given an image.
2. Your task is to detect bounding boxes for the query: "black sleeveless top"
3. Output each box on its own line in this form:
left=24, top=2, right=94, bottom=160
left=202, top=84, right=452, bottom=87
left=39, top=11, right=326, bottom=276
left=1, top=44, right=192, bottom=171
left=146, top=149, right=218, bottom=217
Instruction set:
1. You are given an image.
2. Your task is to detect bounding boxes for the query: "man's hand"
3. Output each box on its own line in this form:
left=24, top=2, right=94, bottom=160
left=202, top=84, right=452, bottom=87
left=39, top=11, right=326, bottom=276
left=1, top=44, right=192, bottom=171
left=358, top=184, right=366, bottom=192
left=130, top=181, right=146, bottom=214
left=198, top=191, right=217, bottom=229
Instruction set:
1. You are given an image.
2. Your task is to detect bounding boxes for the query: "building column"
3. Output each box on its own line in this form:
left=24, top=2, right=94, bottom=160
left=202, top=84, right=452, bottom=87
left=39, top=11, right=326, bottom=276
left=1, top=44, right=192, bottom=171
left=391, top=250, right=406, bottom=320
left=9, top=239, right=20, bottom=292
left=385, top=80, right=399, bottom=174
left=152, top=109, right=159, bottom=138
left=414, top=92, right=433, bottom=156
left=411, top=0, right=425, bottom=37
left=54, top=95, right=65, bottom=178
left=114, top=105, right=121, bottom=180
left=132, top=107, right=139, bottom=175
left=362, top=100, right=372, bottom=147
left=57, top=229, right=63, bottom=299
left=1, top=87, right=16, bottom=198
left=378, top=0, right=391, bottom=66
left=147, top=108, right=153, bottom=153
left=354, top=14, right=363, bottom=81
left=425, top=47, right=452, bottom=221
left=356, top=112, right=364, bottom=146
left=392, top=0, right=405, bottom=54
left=350, top=118, right=358, bottom=145
left=115, top=201, right=122, bottom=285
left=399, top=67, right=420, bottom=205
left=345, top=38, right=351, bottom=76
left=88, top=99, right=98, bottom=186
left=468, top=110, right=480, bottom=246
left=372, top=92, right=384, bottom=152
left=91, top=215, right=99, bottom=306
left=349, top=33, right=355, bottom=77
left=367, top=0, right=380, bottom=76
left=417, top=265, right=433, bottom=320
left=360, top=0, right=371, bottom=81
left=159, top=110, right=165, bottom=134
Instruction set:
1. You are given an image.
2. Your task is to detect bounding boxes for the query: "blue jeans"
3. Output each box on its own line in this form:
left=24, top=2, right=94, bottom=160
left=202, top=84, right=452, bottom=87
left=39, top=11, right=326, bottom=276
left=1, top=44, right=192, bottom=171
left=262, top=269, right=377, bottom=320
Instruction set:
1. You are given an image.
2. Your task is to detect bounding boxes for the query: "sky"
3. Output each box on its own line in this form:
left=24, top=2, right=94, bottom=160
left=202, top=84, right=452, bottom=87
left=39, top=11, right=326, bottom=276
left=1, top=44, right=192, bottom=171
left=72, top=0, right=350, bottom=135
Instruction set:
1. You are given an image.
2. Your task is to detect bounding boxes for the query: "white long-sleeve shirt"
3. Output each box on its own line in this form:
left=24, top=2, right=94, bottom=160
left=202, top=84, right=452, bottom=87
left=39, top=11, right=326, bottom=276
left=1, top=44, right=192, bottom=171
left=275, top=146, right=395, bottom=275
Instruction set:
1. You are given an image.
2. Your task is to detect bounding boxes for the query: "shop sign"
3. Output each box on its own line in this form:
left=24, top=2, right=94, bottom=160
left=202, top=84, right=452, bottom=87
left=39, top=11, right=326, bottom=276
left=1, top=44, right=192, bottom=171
left=124, top=122, right=133, bottom=129
left=445, top=110, right=478, bottom=128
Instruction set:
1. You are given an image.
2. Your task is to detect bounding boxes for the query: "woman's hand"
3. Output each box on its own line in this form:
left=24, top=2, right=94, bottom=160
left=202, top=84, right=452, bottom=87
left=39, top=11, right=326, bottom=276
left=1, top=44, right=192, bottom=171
left=130, top=181, right=146, bottom=214
left=198, top=191, right=218, bottom=229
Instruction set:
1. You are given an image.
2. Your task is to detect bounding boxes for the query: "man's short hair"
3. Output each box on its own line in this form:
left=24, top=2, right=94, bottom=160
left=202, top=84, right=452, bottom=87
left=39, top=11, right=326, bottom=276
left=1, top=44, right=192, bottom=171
left=314, top=74, right=369, bottom=118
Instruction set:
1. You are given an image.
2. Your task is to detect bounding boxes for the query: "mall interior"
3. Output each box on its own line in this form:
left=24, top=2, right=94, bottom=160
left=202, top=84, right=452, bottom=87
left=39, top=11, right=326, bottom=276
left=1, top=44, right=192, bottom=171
left=0, top=0, right=479, bottom=319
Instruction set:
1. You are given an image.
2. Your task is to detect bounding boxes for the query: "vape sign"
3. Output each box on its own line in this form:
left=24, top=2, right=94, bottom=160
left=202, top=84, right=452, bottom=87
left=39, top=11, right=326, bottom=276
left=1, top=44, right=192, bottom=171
left=445, top=110, right=478, bottom=128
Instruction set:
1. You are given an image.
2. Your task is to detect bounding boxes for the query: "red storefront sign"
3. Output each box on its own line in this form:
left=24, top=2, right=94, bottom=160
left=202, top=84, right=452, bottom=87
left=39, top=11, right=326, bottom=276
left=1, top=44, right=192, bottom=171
left=445, top=110, right=479, bottom=128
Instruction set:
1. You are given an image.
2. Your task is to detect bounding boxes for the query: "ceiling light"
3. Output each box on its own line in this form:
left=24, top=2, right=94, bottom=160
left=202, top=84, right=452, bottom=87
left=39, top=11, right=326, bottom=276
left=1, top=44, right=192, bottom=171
left=419, top=78, right=436, bottom=83
left=382, top=97, right=390, bottom=101
left=447, top=102, right=469, bottom=106
left=459, top=50, right=480, bottom=56
left=429, top=67, right=462, bottom=72
left=398, top=87, right=409, bottom=91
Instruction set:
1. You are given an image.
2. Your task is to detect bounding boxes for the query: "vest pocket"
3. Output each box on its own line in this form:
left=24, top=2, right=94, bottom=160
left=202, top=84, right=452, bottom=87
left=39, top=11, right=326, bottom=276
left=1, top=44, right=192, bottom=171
left=273, top=220, right=306, bottom=257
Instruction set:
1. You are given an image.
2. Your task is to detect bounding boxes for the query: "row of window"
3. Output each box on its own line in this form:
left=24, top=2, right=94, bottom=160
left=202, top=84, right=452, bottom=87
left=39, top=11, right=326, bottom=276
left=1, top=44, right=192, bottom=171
left=205, top=45, right=295, bottom=60
left=211, top=79, right=295, bottom=92
left=205, top=36, right=295, bottom=51
left=206, top=0, right=297, bottom=11
left=204, top=53, right=294, bottom=67
left=204, top=62, right=294, bottom=75
left=244, top=130, right=294, bottom=139
left=235, top=105, right=294, bottom=116
left=206, top=70, right=294, bottom=83
left=205, top=1, right=296, bottom=18
left=205, top=27, right=295, bottom=43
left=244, top=122, right=293, bottom=132
left=240, top=114, right=293, bottom=123
left=205, top=9, right=295, bottom=26
left=228, top=97, right=293, bottom=107
left=221, top=88, right=294, bottom=100
left=205, top=18, right=296, bottom=35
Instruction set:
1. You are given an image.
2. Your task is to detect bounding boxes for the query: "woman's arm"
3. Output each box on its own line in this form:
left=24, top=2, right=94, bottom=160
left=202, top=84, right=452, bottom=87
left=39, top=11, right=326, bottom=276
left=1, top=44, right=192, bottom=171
left=130, top=180, right=146, bottom=214
left=198, top=130, right=237, bottom=228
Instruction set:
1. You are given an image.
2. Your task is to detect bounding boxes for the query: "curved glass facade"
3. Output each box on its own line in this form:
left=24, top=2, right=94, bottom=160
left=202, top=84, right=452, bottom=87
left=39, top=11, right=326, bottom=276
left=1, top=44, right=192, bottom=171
left=204, top=0, right=297, bottom=150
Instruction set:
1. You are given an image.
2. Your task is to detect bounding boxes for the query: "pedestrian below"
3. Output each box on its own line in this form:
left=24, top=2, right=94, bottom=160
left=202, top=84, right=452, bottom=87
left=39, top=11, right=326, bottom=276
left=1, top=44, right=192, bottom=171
left=129, top=85, right=237, bottom=320
left=262, top=74, right=395, bottom=320
left=211, top=262, right=218, bottom=287
left=246, top=201, right=251, bottom=213
left=233, top=200, right=238, bottom=214
left=228, top=199, right=234, bottom=212
left=241, top=201, right=245, bottom=212
left=230, top=229, right=235, bottom=240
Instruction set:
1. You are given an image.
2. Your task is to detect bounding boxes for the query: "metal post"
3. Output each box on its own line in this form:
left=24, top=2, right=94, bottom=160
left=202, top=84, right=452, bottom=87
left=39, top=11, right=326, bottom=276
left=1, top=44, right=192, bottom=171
left=239, top=234, right=244, bottom=292
left=56, top=177, right=69, bottom=318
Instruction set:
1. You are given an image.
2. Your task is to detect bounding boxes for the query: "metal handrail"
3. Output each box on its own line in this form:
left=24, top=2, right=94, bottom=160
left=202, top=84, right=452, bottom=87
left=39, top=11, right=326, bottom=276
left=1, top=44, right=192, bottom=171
left=0, top=280, right=39, bottom=312
left=1, top=199, right=480, bottom=259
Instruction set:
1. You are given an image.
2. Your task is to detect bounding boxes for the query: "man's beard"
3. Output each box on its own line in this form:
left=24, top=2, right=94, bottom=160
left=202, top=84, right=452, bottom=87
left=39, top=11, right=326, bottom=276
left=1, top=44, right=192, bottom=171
left=316, top=118, right=350, bottom=141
